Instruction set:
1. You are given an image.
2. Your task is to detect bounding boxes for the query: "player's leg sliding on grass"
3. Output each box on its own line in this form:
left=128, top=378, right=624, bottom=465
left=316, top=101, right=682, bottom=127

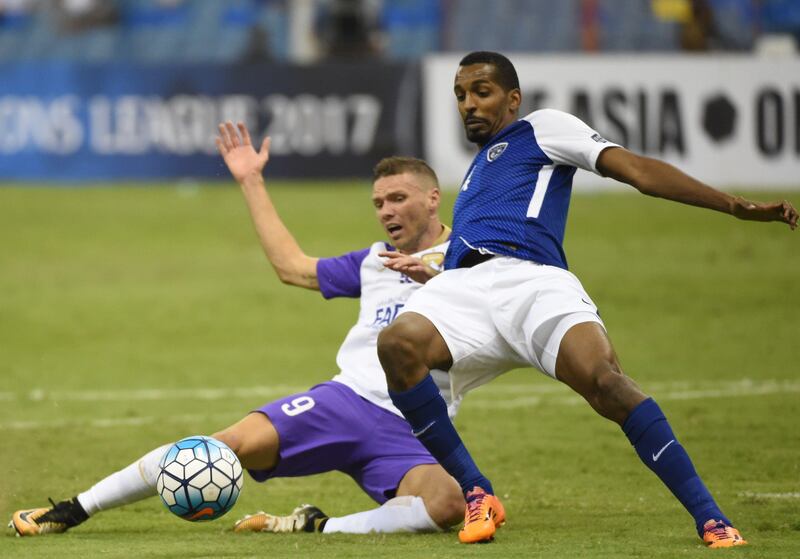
left=12, top=127, right=471, bottom=539
left=221, top=383, right=463, bottom=535
left=10, top=384, right=464, bottom=537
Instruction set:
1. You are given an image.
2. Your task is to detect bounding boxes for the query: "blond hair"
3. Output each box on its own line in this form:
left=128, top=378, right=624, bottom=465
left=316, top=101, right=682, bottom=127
left=372, top=157, right=439, bottom=189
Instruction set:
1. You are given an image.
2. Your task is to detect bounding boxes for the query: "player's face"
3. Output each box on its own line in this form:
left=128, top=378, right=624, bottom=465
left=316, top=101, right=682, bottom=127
left=372, top=172, right=439, bottom=253
left=454, top=63, right=521, bottom=147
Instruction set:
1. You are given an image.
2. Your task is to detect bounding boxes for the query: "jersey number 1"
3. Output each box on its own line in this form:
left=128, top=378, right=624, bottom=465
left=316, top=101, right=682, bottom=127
left=527, top=165, right=554, bottom=219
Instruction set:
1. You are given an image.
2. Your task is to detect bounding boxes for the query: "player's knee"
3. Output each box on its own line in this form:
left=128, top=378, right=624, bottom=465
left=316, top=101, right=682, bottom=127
left=591, top=360, right=624, bottom=396
left=211, top=414, right=280, bottom=470
left=377, top=320, right=425, bottom=388
left=378, top=319, right=421, bottom=362
left=436, top=491, right=467, bottom=529
left=211, top=427, right=241, bottom=456
left=590, top=363, right=646, bottom=422
left=422, top=484, right=465, bottom=529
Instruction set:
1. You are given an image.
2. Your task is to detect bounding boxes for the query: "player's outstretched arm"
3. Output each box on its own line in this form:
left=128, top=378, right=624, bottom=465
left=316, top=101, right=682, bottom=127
left=596, top=146, right=798, bottom=230
left=216, top=121, right=319, bottom=290
left=378, top=251, right=440, bottom=284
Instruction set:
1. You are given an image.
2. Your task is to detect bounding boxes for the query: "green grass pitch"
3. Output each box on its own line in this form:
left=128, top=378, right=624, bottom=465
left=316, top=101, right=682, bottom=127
left=1, top=183, right=798, bottom=558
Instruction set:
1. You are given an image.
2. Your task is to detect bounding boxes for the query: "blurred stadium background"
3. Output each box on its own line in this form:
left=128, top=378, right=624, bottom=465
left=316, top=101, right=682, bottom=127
left=2, top=2, right=799, bottom=558
left=0, top=0, right=799, bottom=187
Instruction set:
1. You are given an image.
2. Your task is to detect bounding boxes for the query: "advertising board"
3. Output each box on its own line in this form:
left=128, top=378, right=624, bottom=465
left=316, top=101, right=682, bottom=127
left=0, top=62, right=420, bottom=180
left=424, top=54, right=800, bottom=189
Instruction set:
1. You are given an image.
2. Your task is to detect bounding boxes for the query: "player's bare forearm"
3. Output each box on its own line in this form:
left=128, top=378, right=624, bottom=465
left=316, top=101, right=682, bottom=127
left=217, top=121, right=320, bottom=290
left=379, top=251, right=440, bottom=284
left=239, top=175, right=320, bottom=290
left=597, top=147, right=798, bottom=229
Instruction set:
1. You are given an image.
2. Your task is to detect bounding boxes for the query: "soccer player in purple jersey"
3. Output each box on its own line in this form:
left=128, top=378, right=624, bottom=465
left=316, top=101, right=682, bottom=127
left=377, top=51, right=798, bottom=546
left=9, top=123, right=464, bottom=537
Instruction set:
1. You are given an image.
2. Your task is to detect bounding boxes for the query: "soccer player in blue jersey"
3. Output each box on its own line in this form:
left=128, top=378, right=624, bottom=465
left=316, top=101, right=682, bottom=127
left=9, top=125, right=465, bottom=537
left=377, top=51, right=798, bottom=546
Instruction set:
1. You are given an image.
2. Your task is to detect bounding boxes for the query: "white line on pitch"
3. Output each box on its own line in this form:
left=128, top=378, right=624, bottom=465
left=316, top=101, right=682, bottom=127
left=738, top=492, right=800, bottom=499
left=2, top=412, right=241, bottom=431
left=4, top=377, right=793, bottom=404
left=2, top=379, right=798, bottom=431
left=19, top=384, right=308, bottom=403
left=468, top=379, right=800, bottom=410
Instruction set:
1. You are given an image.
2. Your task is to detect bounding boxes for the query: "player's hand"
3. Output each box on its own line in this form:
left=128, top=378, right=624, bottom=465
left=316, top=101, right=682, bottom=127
left=731, top=197, right=798, bottom=230
left=379, top=251, right=440, bottom=284
left=216, top=121, right=271, bottom=185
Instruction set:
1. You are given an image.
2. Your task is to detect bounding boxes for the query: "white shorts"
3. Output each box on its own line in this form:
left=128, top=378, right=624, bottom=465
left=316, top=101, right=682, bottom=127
left=401, top=257, right=604, bottom=399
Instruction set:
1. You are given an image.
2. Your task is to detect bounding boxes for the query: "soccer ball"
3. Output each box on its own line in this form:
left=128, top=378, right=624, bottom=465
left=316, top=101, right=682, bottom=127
left=156, top=435, right=243, bottom=521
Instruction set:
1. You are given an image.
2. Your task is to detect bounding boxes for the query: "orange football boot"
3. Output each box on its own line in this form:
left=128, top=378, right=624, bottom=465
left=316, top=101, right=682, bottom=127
left=458, top=487, right=505, bottom=544
left=701, top=519, right=748, bottom=548
left=8, top=498, right=88, bottom=537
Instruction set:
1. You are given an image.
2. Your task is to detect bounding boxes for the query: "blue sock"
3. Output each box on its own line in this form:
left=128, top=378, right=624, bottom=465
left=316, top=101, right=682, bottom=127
left=623, top=398, right=731, bottom=535
left=389, top=375, right=493, bottom=496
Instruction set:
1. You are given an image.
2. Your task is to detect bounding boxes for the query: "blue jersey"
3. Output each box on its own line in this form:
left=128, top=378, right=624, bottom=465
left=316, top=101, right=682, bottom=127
left=445, top=109, right=619, bottom=270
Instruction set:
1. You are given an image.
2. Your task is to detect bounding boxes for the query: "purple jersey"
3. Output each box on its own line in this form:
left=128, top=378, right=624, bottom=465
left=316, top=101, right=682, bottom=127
left=317, top=247, right=372, bottom=299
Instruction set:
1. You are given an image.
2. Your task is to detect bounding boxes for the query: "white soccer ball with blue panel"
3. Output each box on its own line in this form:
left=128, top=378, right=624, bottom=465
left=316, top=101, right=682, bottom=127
left=156, top=435, right=243, bottom=521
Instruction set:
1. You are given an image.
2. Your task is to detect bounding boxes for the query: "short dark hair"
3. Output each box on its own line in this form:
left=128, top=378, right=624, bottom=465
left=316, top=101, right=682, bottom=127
left=373, top=156, right=439, bottom=188
left=459, top=51, right=520, bottom=92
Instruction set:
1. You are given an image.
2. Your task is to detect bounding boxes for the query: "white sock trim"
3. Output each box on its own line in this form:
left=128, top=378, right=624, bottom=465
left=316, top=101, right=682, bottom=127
left=321, top=496, right=439, bottom=534
left=77, top=442, right=172, bottom=516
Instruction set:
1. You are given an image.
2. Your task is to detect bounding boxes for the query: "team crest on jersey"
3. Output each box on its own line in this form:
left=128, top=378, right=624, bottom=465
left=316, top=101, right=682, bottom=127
left=487, top=142, right=508, bottom=162
left=421, top=252, right=445, bottom=271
